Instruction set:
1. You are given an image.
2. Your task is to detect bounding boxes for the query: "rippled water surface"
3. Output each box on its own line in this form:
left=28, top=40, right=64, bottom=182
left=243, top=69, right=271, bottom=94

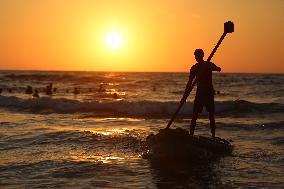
left=0, top=71, right=283, bottom=188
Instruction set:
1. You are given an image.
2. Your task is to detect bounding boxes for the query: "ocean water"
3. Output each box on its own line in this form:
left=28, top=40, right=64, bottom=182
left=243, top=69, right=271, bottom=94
left=0, top=71, right=283, bottom=188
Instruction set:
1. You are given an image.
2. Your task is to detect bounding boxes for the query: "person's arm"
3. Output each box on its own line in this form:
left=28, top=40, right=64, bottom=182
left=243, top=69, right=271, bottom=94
left=180, top=68, right=195, bottom=103
left=210, top=62, right=221, bottom=72
left=183, top=76, right=194, bottom=99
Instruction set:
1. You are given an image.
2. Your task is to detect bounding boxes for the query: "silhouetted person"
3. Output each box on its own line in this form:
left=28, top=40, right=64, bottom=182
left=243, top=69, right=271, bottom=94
left=98, top=84, right=106, bottom=92
left=25, top=85, right=33, bottom=94
left=46, top=83, right=53, bottom=95
left=32, top=89, right=40, bottom=98
left=73, top=87, right=80, bottom=95
left=181, top=49, right=221, bottom=137
left=113, top=93, right=119, bottom=99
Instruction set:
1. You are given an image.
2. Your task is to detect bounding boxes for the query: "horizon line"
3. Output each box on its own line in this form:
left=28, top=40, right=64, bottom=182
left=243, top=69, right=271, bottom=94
left=0, top=69, right=283, bottom=74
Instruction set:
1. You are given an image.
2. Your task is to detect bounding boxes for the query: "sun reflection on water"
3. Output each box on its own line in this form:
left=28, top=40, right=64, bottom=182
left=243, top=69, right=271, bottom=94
left=86, top=128, right=128, bottom=136
left=68, top=155, right=126, bottom=164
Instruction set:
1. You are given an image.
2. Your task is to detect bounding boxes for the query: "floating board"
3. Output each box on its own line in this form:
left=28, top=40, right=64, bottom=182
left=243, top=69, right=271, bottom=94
left=143, top=128, right=233, bottom=160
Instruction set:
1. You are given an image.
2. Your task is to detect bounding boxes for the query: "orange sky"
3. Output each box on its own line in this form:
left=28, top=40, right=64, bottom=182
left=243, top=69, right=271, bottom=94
left=0, top=0, right=283, bottom=73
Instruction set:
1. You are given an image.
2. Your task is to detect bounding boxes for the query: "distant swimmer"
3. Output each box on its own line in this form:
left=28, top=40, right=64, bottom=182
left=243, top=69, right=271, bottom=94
left=53, top=87, right=57, bottom=93
left=113, top=93, right=119, bottom=99
left=98, top=84, right=106, bottom=92
left=25, top=85, right=33, bottom=94
left=46, top=83, right=53, bottom=95
left=32, top=89, right=40, bottom=98
left=214, top=90, right=221, bottom=95
left=73, top=87, right=80, bottom=95
left=181, top=49, right=221, bottom=137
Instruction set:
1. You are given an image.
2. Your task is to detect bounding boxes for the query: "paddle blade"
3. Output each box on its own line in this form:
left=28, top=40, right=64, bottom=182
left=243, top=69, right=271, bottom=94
left=224, top=21, right=234, bottom=33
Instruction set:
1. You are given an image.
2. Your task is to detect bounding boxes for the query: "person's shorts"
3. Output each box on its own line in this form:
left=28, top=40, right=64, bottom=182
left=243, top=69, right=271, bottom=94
left=193, top=94, right=215, bottom=113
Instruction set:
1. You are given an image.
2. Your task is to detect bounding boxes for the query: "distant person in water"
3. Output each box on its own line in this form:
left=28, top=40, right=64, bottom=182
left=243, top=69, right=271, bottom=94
left=98, top=84, right=106, bottom=92
left=113, top=93, right=119, bottom=99
left=32, top=89, right=39, bottom=98
left=73, top=87, right=80, bottom=95
left=53, top=87, right=57, bottom=93
left=181, top=49, right=221, bottom=137
left=46, top=83, right=53, bottom=95
left=25, top=85, right=33, bottom=94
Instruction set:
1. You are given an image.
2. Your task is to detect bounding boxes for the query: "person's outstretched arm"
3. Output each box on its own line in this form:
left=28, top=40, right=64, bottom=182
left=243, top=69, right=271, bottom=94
left=210, top=62, right=221, bottom=72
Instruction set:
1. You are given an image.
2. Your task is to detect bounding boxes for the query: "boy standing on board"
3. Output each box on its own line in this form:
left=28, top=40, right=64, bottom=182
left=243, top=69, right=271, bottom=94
left=181, top=49, right=221, bottom=137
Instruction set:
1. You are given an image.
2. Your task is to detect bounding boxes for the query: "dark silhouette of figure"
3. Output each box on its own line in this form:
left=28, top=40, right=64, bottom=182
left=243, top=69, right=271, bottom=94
left=46, top=83, right=53, bottom=95
left=25, top=85, right=33, bottom=94
left=98, top=84, right=106, bottom=92
left=53, top=87, right=57, bottom=93
left=0, top=88, right=2, bottom=94
left=8, top=88, right=12, bottom=93
left=181, top=49, right=221, bottom=137
left=73, top=87, right=80, bottom=95
left=32, top=89, right=39, bottom=98
left=113, top=93, right=119, bottom=99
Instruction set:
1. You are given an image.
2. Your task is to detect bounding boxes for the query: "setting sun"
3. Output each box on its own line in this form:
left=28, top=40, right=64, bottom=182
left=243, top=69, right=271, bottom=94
left=105, top=32, right=123, bottom=49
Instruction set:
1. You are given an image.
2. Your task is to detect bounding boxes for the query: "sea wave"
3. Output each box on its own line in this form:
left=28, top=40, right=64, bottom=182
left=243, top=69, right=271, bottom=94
left=217, top=121, right=284, bottom=131
left=2, top=72, right=130, bottom=84
left=0, top=129, right=142, bottom=151
left=0, top=96, right=283, bottom=117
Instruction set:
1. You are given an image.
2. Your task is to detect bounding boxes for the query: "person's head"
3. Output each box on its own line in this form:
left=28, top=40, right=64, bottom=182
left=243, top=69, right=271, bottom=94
left=194, top=49, right=204, bottom=63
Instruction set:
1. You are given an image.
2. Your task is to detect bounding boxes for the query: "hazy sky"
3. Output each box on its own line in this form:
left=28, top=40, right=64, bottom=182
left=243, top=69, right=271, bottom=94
left=0, top=0, right=283, bottom=72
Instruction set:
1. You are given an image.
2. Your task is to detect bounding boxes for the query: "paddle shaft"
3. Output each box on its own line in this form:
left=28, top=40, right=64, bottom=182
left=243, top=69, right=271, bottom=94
left=166, top=32, right=228, bottom=129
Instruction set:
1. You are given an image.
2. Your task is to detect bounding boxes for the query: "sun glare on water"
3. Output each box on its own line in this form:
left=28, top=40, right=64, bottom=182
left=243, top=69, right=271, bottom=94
left=105, top=31, right=123, bottom=49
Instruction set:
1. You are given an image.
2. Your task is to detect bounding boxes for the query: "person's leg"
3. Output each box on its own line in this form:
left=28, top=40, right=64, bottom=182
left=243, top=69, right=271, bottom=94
left=209, top=111, right=215, bottom=137
left=190, top=112, right=198, bottom=136
left=191, top=95, right=203, bottom=136
left=206, top=93, right=215, bottom=137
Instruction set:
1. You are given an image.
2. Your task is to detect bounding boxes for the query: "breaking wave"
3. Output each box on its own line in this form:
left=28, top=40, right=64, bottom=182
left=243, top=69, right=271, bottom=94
left=0, top=96, right=283, bottom=118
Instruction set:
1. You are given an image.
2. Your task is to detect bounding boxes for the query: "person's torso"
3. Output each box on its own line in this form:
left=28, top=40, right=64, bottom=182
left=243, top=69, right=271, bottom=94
left=192, top=62, right=214, bottom=96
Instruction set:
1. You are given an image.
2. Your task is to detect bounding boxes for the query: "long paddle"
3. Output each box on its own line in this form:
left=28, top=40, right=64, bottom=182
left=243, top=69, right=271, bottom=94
left=166, top=21, right=234, bottom=129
